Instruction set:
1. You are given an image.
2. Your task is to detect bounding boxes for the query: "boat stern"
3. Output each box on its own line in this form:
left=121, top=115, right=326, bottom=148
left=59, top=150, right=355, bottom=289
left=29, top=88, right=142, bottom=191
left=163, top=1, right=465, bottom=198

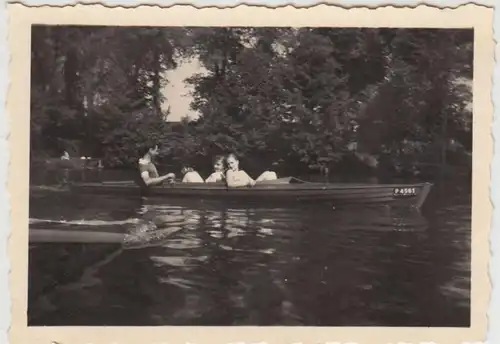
left=413, top=182, right=433, bottom=210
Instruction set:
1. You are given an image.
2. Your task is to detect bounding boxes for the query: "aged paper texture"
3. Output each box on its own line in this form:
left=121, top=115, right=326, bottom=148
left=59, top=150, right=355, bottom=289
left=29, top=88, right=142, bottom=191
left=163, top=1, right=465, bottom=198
left=7, top=3, right=494, bottom=344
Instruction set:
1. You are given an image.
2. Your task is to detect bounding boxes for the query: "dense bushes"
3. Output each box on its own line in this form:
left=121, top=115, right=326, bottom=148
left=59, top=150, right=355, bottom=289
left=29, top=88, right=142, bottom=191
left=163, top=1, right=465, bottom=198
left=31, top=27, right=473, bottom=178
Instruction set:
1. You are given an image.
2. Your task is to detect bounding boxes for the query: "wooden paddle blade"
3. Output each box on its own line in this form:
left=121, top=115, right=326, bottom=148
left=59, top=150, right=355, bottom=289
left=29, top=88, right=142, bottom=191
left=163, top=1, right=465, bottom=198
left=29, top=229, right=125, bottom=244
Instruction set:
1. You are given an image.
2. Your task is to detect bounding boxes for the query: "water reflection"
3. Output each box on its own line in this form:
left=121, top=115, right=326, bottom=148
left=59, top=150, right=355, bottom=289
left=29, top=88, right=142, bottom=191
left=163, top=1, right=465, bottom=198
left=28, top=190, right=470, bottom=326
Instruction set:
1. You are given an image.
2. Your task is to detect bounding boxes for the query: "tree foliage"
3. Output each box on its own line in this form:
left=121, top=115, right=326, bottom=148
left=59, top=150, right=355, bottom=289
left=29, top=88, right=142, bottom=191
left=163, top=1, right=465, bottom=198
left=31, top=26, right=473, bottom=178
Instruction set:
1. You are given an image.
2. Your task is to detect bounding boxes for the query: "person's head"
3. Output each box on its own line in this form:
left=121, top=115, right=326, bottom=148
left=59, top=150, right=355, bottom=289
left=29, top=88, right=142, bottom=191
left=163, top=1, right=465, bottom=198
left=140, top=144, right=160, bottom=159
left=213, top=155, right=225, bottom=172
left=226, top=153, right=239, bottom=171
left=181, top=165, right=194, bottom=175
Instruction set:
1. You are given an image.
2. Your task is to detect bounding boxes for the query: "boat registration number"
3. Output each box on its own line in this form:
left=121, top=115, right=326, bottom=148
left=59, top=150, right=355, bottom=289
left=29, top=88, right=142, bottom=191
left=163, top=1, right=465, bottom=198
left=393, top=187, right=417, bottom=196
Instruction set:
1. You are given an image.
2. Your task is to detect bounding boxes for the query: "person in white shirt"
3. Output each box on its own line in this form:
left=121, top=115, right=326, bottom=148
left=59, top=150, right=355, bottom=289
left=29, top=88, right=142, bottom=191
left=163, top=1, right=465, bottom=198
left=181, top=166, right=204, bottom=183
left=205, top=155, right=226, bottom=183
left=225, top=153, right=256, bottom=188
left=60, top=151, right=70, bottom=160
left=256, top=171, right=278, bottom=182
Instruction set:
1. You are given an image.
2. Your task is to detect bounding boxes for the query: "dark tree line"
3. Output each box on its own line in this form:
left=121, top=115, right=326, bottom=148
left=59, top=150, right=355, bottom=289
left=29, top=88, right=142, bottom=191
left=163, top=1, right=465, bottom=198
left=30, top=26, right=473, bottom=178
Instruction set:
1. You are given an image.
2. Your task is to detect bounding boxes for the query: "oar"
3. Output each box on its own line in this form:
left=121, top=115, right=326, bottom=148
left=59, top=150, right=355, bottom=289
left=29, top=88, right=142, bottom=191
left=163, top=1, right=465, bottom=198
left=30, top=229, right=125, bottom=244
left=30, top=227, right=183, bottom=249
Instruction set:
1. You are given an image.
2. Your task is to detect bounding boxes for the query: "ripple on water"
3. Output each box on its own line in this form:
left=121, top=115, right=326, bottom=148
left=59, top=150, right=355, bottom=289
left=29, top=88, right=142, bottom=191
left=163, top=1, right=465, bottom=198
left=28, top=190, right=472, bottom=327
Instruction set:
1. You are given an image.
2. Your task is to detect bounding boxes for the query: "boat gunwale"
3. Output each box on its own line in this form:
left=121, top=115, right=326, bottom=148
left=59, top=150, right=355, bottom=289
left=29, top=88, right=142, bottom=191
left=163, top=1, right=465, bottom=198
left=70, top=180, right=433, bottom=191
left=31, top=179, right=433, bottom=210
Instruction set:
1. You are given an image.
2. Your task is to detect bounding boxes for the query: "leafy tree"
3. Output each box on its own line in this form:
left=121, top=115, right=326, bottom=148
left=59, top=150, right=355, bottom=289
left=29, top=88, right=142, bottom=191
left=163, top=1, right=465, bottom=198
left=31, top=26, right=473, bottom=179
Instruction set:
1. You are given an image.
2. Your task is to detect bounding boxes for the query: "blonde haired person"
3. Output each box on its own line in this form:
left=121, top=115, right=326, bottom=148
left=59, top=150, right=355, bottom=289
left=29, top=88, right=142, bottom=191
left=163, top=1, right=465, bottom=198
left=181, top=165, right=204, bottom=183
left=225, top=153, right=256, bottom=188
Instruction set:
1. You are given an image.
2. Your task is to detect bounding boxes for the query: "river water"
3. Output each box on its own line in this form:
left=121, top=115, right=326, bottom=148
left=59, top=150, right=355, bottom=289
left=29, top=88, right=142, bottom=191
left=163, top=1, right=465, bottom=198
left=27, top=173, right=471, bottom=327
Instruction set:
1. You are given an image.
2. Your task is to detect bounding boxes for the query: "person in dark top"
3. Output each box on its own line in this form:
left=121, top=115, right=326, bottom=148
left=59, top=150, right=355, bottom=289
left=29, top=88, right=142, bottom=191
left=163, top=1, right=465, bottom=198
left=137, top=144, right=175, bottom=188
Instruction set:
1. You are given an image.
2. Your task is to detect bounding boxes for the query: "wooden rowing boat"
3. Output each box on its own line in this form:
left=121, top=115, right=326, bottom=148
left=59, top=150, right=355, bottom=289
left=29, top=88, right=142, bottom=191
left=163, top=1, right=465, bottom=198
left=67, top=177, right=433, bottom=209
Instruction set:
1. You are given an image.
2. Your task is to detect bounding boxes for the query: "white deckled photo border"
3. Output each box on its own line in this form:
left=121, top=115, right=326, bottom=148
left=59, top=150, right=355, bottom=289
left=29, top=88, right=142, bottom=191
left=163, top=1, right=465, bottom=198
left=2, top=2, right=499, bottom=344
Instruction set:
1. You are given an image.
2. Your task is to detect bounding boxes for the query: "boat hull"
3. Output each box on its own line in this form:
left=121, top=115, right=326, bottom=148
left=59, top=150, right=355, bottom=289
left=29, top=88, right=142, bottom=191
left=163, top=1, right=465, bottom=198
left=66, top=178, right=433, bottom=209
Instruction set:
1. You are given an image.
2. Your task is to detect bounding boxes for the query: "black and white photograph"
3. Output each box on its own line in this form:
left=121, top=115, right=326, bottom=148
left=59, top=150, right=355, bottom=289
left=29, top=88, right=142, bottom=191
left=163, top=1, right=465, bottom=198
left=7, top=3, right=493, bottom=342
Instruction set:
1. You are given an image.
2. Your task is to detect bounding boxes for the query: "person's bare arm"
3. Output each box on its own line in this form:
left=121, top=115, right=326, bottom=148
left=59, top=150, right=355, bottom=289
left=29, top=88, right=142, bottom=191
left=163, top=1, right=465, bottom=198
left=205, top=173, right=219, bottom=183
left=205, top=174, right=214, bottom=183
left=245, top=171, right=256, bottom=186
left=141, top=172, right=175, bottom=186
left=226, top=178, right=245, bottom=188
left=226, top=171, right=255, bottom=188
left=226, top=171, right=243, bottom=187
